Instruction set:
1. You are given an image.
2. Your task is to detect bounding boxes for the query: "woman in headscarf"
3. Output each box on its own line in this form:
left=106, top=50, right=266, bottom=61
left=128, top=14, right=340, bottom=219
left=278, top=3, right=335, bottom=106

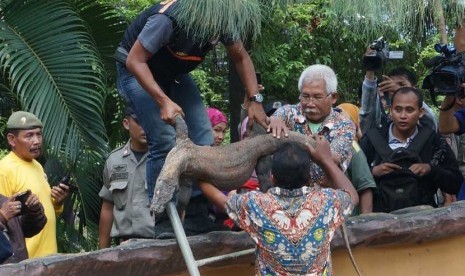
left=206, top=107, right=228, bottom=147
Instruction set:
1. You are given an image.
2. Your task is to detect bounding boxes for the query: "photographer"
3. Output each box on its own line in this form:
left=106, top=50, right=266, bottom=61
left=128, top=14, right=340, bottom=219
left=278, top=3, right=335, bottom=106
left=438, top=93, right=465, bottom=202
left=359, top=42, right=438, bottom=135
left=438, top=26, right=465, bottom=135
left=0, top=192, right=46, bottom=263
left=438, top=93, right=465, bottom=135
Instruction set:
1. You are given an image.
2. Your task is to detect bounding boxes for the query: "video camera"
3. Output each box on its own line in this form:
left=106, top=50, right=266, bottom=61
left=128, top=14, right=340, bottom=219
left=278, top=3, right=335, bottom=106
left=422, top=43, right=465, bottom=96
left=363, top=36, right=404, bottom=71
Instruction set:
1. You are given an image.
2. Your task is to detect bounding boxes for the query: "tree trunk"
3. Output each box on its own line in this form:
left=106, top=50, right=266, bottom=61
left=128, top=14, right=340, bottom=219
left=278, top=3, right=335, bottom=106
left=435, top=1, right=448, bottom=44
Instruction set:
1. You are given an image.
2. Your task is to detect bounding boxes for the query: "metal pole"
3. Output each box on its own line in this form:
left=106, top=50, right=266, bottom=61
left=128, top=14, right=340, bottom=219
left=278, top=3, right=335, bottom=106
left=196, top=248, right=255, bottom=267
left=166, top=202, right=200, bottom=276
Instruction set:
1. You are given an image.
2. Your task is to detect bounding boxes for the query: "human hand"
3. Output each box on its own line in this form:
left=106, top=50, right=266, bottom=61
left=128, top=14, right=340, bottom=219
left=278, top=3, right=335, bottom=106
left=25, top=193, right=41, bottom=212
left=258, top=84, right=265, bottom=92
left=247, top=102, right=268, bottom=129
left=441, top=95, right=458, bottom=110
left=51, top=183, right=70, bottom=206
left=306, top=135, right=332, bottom=167
left=364, top=46, right=376, bottom=56
left=378, top=75, right=400, bottom=94
left=159, top=99, right=184, bottom=125
left=371, top=163, right=402, bottom=177
left=267, top=116, right=289, bottom=139
left=409, top=163, right=431, bottom=177
left=1, top=196, right=22, bottom=220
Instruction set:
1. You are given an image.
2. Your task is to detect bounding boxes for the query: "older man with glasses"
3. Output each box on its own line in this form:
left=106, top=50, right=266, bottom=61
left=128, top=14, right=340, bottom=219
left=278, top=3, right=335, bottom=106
left=268, top=64, right=356, bottom=187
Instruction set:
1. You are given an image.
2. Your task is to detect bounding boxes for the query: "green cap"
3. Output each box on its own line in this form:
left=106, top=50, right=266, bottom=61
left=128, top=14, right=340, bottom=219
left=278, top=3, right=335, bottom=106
left=7, top=111, right=43, bottom=130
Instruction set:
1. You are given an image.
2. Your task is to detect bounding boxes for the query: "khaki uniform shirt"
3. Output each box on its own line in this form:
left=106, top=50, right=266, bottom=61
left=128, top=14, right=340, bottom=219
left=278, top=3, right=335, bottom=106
left=99, top=141, right=154, bottom=238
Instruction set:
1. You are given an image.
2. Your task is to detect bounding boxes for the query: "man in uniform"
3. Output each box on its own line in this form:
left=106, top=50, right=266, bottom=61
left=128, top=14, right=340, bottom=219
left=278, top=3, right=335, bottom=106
left=99, top=107, right=153, bottom=248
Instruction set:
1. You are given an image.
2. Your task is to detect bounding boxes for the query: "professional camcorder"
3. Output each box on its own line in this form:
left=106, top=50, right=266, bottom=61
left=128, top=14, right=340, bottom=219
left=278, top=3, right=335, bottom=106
left=363, top=36, right=404, bottom=71
left=422, top=43, right=465, bottom=95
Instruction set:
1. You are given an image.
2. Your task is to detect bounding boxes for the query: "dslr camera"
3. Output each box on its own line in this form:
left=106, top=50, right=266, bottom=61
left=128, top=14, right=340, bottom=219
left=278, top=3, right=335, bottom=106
left=422, top=43, right=465, bottom=99
left=363, top=36, right=404, bottom=71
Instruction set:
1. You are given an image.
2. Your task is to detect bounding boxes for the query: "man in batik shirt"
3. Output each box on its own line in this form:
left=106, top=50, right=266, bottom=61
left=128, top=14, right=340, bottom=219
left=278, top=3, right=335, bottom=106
left=268, top=64, right=355, bottom=187
left=200, top=138, right=358, bottom=275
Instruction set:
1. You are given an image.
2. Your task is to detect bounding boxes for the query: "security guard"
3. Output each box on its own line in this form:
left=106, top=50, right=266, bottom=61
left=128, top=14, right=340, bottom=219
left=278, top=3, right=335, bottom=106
left=98, top=107, right=153, bottom=248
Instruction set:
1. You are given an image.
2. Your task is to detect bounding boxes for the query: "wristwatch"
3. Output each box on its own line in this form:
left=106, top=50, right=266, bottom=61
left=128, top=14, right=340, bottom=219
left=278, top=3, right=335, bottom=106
left=249, top=93, right=264, bottom=103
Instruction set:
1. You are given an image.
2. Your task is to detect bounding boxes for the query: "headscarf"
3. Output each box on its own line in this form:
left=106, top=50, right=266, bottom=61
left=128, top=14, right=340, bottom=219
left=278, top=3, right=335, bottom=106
left=207, top=107, right=228, bottom=128
left=337, top=103, right=362, bottom=141
left=337, top=103, right=360, bottom=127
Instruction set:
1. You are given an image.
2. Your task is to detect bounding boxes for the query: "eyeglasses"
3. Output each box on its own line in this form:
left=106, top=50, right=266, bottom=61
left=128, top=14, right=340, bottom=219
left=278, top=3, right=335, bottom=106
left=300, top=93, right=332, bottom=103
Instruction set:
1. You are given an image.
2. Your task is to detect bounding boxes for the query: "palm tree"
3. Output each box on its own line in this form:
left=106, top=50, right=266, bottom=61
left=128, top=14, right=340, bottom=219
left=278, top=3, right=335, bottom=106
left=327, top=0, right=465, bottom=41
left=0, top=0, right=126, bottom=242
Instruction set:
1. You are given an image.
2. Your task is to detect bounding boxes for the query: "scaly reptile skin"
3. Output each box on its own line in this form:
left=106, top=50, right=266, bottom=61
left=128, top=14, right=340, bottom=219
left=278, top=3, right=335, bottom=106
left=150, top=115, right=316, bottom=214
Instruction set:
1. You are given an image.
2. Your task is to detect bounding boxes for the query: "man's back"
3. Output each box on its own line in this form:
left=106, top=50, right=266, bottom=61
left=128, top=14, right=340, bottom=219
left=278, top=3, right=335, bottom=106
left=226, top=186, right=353, bottom=275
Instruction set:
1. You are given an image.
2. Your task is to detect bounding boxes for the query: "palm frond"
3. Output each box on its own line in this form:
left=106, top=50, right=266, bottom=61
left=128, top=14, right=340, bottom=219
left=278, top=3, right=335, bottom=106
left=173, top=0, right=262, bottom=43
left=69, top=0, right=127, bottom=83
left=327, top=0, right=465, bottom=39
left=0, top=0, right=108, bottom=161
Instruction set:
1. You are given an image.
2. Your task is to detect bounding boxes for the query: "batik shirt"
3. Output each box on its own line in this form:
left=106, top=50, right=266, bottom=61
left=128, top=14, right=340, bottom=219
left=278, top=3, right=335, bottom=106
left=273, top=104, right=355, bottom=186
left=226, top=186, right=354, bottom=276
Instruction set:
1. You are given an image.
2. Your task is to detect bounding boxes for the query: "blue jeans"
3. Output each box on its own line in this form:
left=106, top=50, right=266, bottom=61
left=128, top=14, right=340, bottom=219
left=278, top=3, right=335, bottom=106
left=116, top=62, right=213, bottom=201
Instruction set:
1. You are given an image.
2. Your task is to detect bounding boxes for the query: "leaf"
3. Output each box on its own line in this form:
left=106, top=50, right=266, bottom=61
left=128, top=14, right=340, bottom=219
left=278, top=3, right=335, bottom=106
left=0, top=0, right=109, bottom=160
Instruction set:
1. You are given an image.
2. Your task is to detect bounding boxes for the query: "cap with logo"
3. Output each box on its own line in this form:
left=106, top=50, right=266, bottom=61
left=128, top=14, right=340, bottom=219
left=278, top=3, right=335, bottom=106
left=7, top=111, right=43, bottom=130
left=124, top=106, right=137, bottom=119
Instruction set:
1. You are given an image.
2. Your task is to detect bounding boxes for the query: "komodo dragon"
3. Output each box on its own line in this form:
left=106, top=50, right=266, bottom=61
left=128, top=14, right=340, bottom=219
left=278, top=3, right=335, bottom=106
left=150, top=115, right=316, bottom=214
left=150, top=115, right=362, bottom=276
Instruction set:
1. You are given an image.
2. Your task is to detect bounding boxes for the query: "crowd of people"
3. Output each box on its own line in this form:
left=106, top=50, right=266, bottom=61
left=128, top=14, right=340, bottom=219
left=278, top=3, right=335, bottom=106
left=1, top=0, right=465, bottom=275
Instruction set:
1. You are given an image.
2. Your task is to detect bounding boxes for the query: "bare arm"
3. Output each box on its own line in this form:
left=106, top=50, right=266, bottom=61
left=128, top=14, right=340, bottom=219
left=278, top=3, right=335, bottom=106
left=307, top=136, right=359, bottom=206
left=359, top=47, right=381, bottom=135
left=438, top=95, right=460, bottom=134
left=99, top=200, right=114, bottom=249
left=126, top=40, right=183, bottom=124
left=359, top=189, right=373, bottom=214
left=226, top=41, right=268, bottom=129
left=198, top=181, right=228, bottom=213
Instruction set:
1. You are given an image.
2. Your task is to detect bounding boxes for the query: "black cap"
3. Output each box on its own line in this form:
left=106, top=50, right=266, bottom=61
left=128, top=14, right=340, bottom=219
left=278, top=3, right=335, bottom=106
left=264, top=101, right=287, bottom=117
left=124, top=106, right=137, bottom=119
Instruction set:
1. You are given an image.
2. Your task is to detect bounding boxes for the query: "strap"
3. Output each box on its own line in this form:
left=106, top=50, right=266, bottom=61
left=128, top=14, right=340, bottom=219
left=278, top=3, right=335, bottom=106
left=114, top=46, right=128, bottom=64
left=366, top=128, right=392, bottom=162
left=407, top=127, right=433, bottom=153
left=159, top=0, right=177, bottom=13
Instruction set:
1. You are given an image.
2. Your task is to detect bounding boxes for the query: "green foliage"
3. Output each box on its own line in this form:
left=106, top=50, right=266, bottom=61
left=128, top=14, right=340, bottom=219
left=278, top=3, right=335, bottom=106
left=57, top=218, right=99, bottom=253
left=173, top=0, right=262, bottom=43
left=191, top=68, right=229, bottom=112
left=99, top=0, right=154, bottom=20
left=327, top=0, right=465, bottom=41
left=0, top=0, right=127, bottom=251
left=251, top=1, right=381, bottom=104
left=1, top=1, right=108, bottom=160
